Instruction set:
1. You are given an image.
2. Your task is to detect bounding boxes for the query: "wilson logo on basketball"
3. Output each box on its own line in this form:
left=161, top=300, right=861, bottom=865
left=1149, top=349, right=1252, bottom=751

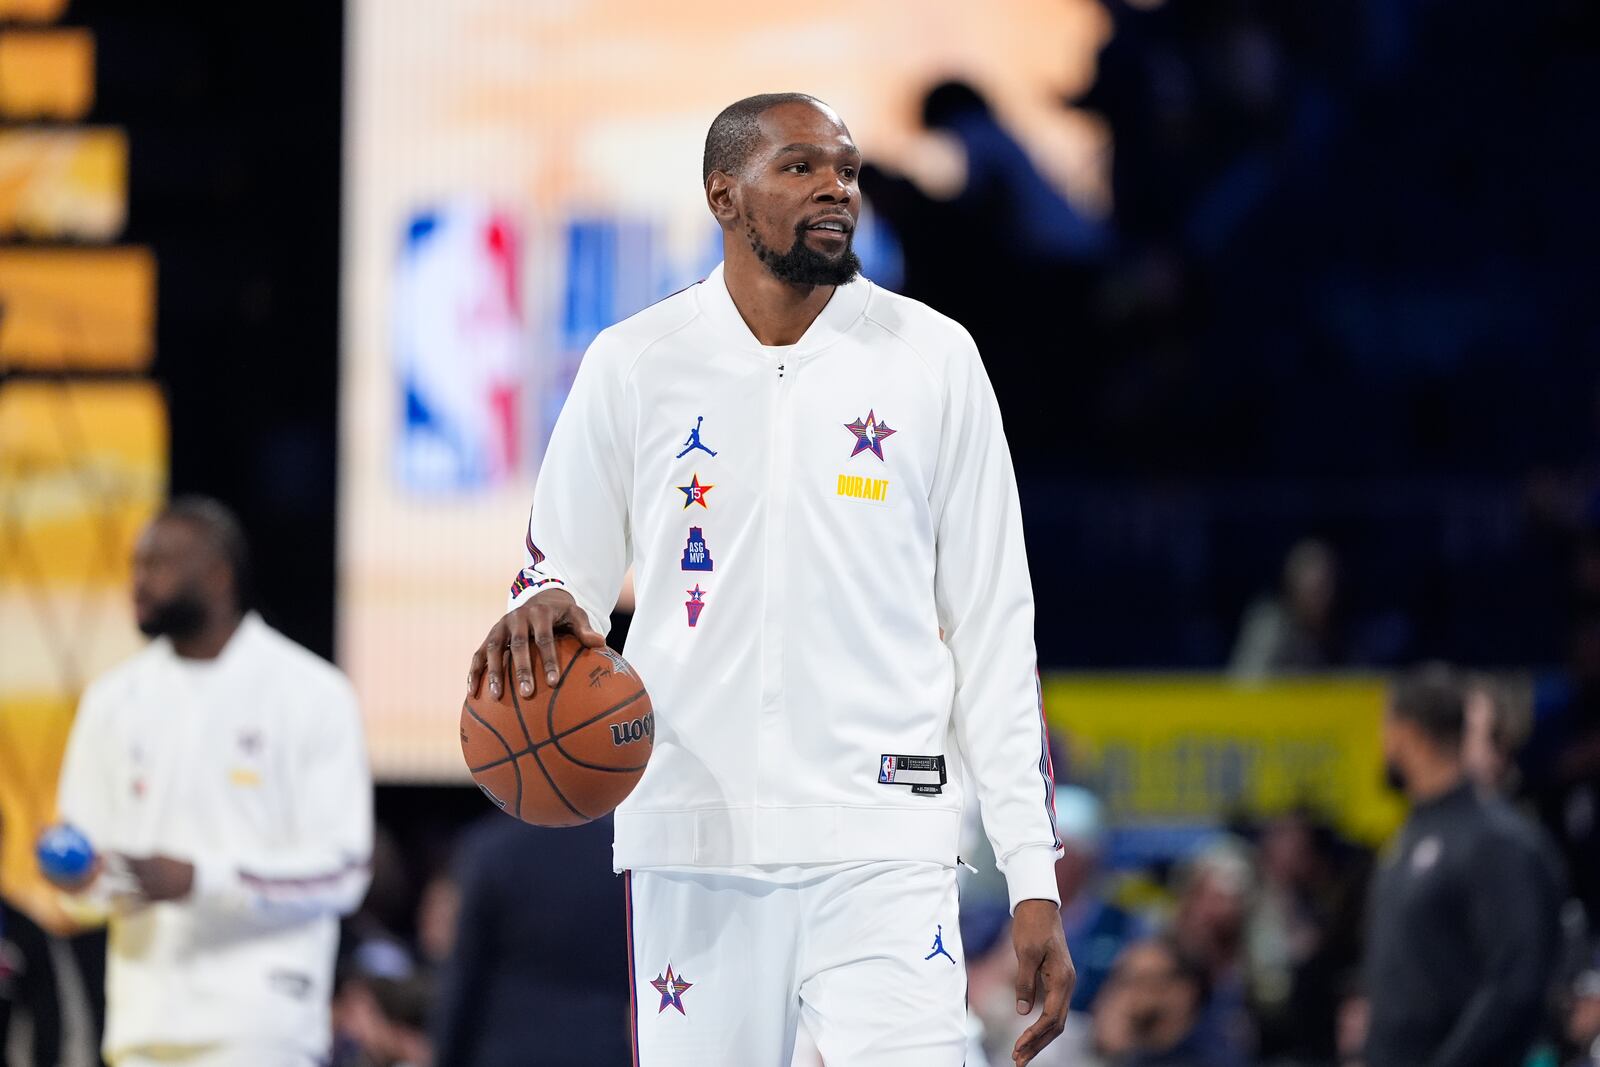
left=610, top=712, right=654, bottom=747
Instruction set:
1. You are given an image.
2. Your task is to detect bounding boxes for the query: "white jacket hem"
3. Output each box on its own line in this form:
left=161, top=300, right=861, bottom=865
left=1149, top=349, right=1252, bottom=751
left=613, top=805, right=963, bottom=869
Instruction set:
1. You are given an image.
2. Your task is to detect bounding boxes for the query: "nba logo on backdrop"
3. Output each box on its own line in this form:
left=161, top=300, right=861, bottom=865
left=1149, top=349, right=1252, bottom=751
left=394, top=201, right=525, bottom=492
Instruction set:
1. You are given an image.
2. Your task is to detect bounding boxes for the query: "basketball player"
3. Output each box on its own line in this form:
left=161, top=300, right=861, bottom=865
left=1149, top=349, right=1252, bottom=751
left=48, top=498, right=374, bottom=1067
left=469, top=93, right=1073, bottom=1066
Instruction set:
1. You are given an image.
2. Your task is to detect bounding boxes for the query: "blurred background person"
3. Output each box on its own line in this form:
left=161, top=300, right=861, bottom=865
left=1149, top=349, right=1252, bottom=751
left=330, top=939, right=433, bottom=1067
left=1523, top=617, right=1600, bottom=928
left=1463, top=673, right=1532, bottom=797
left=1089, top=937, right=1227, bottom=1067
left=428, top=813, right=628, bottom=1067
left=1168, top=840, right=1257, bottom=1066
left=1247, top=809, right=1369, bottom=1066
left=1231, top=539, right=1344, bottom=680
left=1364, top=664, right=1565, bottom=1067
left=46, top=498, right=374, bottom=1067
left=1566, top=947, right=1600, bottom=1067
left=1056, top=786, right=1144, bottom=1016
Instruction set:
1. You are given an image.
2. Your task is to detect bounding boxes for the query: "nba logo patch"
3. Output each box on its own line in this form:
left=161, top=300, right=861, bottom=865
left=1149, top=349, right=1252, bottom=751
left=879, top=755, right=896, bottom=783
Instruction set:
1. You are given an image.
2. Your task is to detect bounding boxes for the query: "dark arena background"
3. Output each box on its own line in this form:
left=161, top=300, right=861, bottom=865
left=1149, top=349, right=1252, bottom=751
left=2, top=0, right=1599, bottom=1064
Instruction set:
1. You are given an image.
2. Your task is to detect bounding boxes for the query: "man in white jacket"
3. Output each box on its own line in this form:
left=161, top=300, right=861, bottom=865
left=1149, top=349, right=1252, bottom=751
left=469, top=93, right=1074, bottom=1066
left=49, top=497, right=373, bottom=1067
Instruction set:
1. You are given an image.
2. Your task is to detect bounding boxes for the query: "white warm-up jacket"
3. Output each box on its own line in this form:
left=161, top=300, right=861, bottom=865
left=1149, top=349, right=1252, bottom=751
left=512, top=263, right=1062, bottom=910
left=57, top=613, right=373, bottom=1058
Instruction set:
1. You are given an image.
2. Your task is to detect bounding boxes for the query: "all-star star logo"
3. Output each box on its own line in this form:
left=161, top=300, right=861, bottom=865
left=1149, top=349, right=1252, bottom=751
left=650, top=964, right=694, bottom=1014
left=677, top=473, right=715, bottom=509
left=844, top=410, right=897, bottom=460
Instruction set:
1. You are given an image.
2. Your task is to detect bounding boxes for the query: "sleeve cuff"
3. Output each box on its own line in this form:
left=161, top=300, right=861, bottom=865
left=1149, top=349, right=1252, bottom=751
left=192, top=855, right=237, bottom=906
left=507, top=581, right=611, bottom=638
left=1000, top=844, right=1063, bottom=914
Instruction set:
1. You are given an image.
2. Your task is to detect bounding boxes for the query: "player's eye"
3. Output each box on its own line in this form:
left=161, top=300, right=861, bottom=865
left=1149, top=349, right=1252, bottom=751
left=785, top=162, right=809, bottom=174
left=840, top=167, right=857, bottom=180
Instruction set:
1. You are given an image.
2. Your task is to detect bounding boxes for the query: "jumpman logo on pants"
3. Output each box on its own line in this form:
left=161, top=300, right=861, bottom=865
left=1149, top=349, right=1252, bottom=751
left=924, top=924, right=955, bottom=964
left=676, top=417, right=717, bottom=459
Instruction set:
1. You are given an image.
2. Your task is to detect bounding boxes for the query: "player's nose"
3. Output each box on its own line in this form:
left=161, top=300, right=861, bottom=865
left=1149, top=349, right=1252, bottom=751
left=813, top=174, right=853, bottom=203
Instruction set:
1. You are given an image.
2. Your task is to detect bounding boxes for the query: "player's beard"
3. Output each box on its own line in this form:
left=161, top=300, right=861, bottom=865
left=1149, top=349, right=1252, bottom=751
left=746, top=218, right=861, bottom=287
left=137, top=589, right=209, bottom=640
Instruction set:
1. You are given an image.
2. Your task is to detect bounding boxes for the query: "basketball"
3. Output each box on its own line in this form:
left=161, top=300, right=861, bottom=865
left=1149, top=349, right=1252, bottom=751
left=460, top=634, right=653, bottom=826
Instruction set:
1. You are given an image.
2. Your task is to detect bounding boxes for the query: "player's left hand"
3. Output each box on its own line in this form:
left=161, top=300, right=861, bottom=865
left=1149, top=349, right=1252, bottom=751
left=120, top=854, right=195, bottom=902
left=1011, top=898, right=1075, bottom=1066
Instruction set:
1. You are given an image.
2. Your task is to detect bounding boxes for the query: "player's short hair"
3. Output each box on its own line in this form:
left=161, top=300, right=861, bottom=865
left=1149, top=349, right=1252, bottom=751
left=159, top=494, right=254, bottom=611
left=702, top=92, right=828, bottom=182
left=1390, top=662, right=1465, bottom=749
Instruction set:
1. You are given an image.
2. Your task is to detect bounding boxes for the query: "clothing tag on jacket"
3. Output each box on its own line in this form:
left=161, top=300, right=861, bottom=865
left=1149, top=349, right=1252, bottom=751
left=878, top=754, right=946, bottom=795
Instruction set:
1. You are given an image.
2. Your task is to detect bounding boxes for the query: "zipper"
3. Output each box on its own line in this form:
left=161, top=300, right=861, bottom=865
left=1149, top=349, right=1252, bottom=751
left=755, top=356, right=791, bottom=818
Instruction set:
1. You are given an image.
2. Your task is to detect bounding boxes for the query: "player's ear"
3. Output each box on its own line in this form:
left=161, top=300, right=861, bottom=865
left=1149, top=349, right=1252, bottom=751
left=706, top=171, right=738, bottom=225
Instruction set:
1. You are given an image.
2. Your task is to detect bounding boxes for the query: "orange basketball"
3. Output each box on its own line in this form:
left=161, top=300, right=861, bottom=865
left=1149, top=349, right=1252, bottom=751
left=460, top=634, right=652, bottom=826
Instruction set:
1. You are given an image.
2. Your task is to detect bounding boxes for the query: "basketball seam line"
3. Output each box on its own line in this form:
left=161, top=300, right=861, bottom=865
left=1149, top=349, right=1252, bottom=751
left=524, top=641, right=591, bottom=822
left=545, top=689, right=651, bottom=772
left=528, top=735, right=588, bottom=821
left=463, top=699, right=522, bottom=814
left=508, top=661, right=537, bottom=751
left=545, top=640, right=585, bottom=740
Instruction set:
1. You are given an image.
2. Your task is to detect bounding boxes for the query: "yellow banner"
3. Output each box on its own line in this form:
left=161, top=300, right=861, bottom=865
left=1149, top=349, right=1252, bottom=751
left=1041, top=675, right=1405, bottom=848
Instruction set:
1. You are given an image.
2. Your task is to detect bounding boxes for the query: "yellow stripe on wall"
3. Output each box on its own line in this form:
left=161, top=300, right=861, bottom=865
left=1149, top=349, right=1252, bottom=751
left=0, top=246, right=156, bottom=370
left=0, top=28, right=94, bottom=119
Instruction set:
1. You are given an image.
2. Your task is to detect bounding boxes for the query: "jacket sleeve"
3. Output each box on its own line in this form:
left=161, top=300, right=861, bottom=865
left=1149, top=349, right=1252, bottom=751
left=1426, top=832, right=1563, bottom=1067
left=932, top=331, right=1062, bottom=913
left=55, top=682, right=120, bottom=919
left=57, top=682, right=118, bottom=847
left=191, top=673, right=374, bottom=922
left=507, top=334, right=632, bottom=636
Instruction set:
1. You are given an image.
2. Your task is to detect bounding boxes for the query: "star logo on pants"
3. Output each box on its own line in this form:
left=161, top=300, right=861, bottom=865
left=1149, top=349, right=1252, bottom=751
left=650, top=964, right=694, bottom=1014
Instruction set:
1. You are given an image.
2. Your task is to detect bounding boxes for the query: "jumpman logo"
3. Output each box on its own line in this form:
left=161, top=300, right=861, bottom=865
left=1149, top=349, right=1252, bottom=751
left=924, top=924, right=955, bottom=965
left=676, top=417, right=717, bottom=459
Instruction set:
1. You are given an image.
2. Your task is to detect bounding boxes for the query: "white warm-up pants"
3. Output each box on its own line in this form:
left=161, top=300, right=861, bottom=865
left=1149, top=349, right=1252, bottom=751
left=626, top=861, right=968, bottom=1066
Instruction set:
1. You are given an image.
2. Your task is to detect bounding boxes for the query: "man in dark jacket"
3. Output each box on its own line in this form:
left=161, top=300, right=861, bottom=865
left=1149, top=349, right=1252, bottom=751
left=1364, top=664, right=1565, bottom=1067
left=430, top=814, right=630, bottom=1067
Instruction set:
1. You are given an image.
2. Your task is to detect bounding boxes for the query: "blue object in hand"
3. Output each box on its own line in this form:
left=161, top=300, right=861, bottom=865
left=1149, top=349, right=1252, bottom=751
left=37, top=824, right=95, bottom=883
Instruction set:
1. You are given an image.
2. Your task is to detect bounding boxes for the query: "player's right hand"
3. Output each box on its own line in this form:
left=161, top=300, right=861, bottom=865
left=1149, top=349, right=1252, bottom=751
left=469, top=588, right=606, bottom=699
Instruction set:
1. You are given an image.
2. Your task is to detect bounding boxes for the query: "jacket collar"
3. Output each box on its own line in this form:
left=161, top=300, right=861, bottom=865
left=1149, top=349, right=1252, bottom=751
left=695, top=261, right=871, bottom=362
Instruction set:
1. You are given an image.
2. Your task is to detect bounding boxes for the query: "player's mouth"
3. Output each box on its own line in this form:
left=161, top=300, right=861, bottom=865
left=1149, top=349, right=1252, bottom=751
left=804, top=214, right=854, bottom=236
